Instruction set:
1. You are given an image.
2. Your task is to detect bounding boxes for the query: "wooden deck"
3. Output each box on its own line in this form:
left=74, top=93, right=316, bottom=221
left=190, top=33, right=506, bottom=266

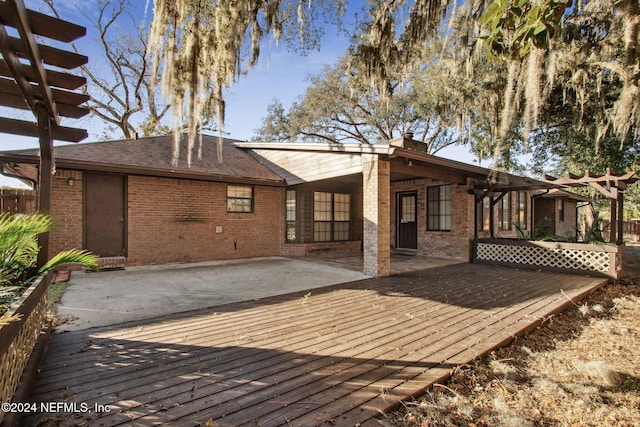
left=24, top=264, right=607, bottom=426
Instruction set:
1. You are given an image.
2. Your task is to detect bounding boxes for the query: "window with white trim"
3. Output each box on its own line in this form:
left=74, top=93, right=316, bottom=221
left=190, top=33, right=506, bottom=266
left=227, top=185, right=253, bottom=213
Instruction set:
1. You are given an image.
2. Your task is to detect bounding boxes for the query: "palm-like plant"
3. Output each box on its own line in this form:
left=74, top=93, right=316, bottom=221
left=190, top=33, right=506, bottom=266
left=1, top=212, right=99, bottom=316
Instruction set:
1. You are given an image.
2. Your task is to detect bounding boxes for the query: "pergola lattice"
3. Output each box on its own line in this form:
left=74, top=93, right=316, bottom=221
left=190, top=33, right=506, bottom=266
left=543, top=169, right=638, bottom=242
left=0, top=0, right=88, bottom=263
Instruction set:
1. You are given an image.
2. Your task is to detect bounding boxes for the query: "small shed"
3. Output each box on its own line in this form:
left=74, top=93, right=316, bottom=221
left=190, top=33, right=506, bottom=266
left=533, top=189, right=590, bottom=241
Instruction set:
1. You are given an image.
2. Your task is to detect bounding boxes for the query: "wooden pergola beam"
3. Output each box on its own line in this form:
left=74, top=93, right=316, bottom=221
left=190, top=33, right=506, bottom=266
left=589, top=181, right=617, bottom=199
left=0, top=77, right=90, bottom=117
left=0, top=0, right=88, bottom=268
left=0, top=117, right=87, bottom=142
left=0, top=1, right=85, bottom=42
left=0, top=60, right=86, bottom=91
left=5, top=0, right=58, bottom=121
left=0, top=92, right=88, bottom=119
left=6, top=35, right=88, bottom=69
left=543, top=171, right=637, bottom=187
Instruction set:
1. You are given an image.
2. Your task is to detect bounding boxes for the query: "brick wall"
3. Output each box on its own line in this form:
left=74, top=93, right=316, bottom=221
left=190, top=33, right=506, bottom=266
left=363, top=158, right=391, bottom=276
left=391, top=179, right=474, bottom=261
left=49, top=170, right=83, bottom=255
left=127, top=176, right=284, bottom=265
left=555, top=199, right=578, bottom=239
left=48, top=170, right=284, bottom=265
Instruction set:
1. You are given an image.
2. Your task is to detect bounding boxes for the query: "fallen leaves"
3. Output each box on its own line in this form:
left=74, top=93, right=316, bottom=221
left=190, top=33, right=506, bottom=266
left=383, top=283, right=640, bottom=426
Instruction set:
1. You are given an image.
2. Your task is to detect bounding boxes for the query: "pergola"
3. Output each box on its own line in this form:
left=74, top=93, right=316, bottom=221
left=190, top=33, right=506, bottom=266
left=468, top=171, right=564, bottom=240
left=543, top=169, right=638, bottom=243
left=0, top=0, right=88, bottom=263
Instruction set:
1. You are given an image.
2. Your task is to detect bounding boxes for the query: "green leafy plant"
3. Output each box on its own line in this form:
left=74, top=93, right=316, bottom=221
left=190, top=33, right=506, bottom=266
left=532, top=217, right=556, bottom=241
left=514, top=222, right=531, bottom=240
left=479, top=0, right=569, bottom=61
left=0, top=212, right=99, bottom=317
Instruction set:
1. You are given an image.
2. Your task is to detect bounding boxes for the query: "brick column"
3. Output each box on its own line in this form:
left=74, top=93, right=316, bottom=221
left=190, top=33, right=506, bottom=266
left=362, top=156, right=391, bottom=277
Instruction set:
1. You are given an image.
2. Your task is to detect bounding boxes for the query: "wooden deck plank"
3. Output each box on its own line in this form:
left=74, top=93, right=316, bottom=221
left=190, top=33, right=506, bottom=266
left=23, top=264, right=607, bottom=427
left=270, top=275, right=581, bottom=426
left=222, top=279, right=559, bottom=426
left=34, top=284, right=464, bottom=396
left=76, top=283, right=503, bottom=425
left=34, top=266, right=508, bottom=391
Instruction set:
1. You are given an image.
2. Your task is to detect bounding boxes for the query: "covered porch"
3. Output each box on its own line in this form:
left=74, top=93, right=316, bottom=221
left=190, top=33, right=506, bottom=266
left=241, top=137, right=561, bottom=277
left=240, top=138, right=636, bottom=279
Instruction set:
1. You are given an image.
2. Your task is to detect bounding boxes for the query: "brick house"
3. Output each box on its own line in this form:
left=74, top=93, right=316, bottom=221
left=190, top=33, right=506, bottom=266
left=0, top=134, right=555, bottom=276
left=0, top=135, right=284, bottom=266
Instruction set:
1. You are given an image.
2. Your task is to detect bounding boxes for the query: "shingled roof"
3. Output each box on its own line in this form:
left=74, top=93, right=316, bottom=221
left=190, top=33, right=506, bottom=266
left=0, top=135, right=284, bottom=186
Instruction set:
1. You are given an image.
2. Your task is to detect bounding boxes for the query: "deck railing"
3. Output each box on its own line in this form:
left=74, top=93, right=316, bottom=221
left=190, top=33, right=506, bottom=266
left=0, top=272, right=52, bottom=424
left=474, top=238, right=621, bottom=279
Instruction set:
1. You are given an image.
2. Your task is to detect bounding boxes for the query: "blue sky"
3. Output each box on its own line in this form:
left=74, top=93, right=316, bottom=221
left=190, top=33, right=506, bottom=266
left=1, top=0, right=476, bottom=187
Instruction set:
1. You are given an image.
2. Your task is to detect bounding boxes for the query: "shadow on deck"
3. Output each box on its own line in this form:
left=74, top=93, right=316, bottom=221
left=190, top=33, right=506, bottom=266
left=24, top=263, right=607, bottom=426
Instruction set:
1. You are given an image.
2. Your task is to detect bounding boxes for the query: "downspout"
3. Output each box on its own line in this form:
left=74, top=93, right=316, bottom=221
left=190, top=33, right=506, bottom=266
left=0, top=161, right=38, bottom=188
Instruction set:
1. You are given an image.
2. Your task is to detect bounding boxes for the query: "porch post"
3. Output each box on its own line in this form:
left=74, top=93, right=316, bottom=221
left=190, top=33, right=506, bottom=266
left=617, top=190, right=624, bottom=243
left=362, top=155, right=391, bottom=277
left=36, top=102, right=52, bottom=268
left=610, top=190, right=617, bottom=243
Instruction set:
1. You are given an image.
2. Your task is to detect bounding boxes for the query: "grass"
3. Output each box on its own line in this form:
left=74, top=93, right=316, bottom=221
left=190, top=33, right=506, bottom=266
left=45, top=274, right=72, bottom=324
left=381, top=282, right=640, bottom=426
left=47, top=279, right=70, bottom=305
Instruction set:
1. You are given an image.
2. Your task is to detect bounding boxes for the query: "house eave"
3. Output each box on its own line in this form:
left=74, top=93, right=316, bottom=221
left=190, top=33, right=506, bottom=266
left=389, top=146, right=559, bottom=192
left=234, top=141, right=392, bottom=155
left=0, top=153, right=285, bottom=187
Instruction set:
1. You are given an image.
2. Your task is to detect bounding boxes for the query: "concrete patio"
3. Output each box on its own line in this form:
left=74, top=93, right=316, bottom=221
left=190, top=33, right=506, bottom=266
left=54, top=257, right=369, bottom=331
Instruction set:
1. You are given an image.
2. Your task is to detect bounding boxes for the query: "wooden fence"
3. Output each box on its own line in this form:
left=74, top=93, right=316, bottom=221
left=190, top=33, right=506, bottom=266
left=474, top=238, right=621, bottom=279
left=0, top=189, right=36, bottom=214
left=601, top=219, right=640, bottom=243
left=0, top=273, right=52, bottom=425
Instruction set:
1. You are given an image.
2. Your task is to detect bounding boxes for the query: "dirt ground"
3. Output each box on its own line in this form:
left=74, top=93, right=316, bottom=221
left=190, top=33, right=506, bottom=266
left=383, top=247, right=640, bottom=427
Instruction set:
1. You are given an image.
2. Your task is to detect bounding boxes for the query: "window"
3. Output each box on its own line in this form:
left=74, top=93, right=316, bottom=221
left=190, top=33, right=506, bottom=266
left=516, top=191, right=528, bottom=229
left=559, top=199, right=565, bottom=222
left=499, top=192, right=512, bottom=230
left=427, top=185, right=451, bottom=231
left=477, top=197, right=490, bottom=232
left=227, top=185, right=253, bottom=213
left=400, top=194, right=416, bottom=223
left=286, top=190, right=296, bottom=242
left=314, top=192, right=351, bottom=242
